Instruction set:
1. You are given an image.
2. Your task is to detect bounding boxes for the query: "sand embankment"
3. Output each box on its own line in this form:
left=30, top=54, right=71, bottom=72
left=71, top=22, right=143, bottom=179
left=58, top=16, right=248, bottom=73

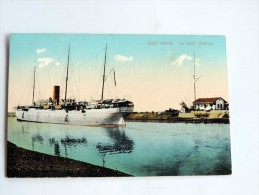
left=125, top=111, right=229, bottom=123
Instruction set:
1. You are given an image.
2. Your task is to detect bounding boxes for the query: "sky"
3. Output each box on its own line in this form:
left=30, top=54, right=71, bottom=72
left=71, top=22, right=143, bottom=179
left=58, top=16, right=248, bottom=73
left=8, top=34, right=229, bottom=112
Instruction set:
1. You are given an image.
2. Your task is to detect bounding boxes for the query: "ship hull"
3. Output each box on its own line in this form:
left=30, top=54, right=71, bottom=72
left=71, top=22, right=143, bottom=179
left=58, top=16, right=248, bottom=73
left=119, top=107, right=134, bottom=117
left=16, top=108, right=125, bottom=126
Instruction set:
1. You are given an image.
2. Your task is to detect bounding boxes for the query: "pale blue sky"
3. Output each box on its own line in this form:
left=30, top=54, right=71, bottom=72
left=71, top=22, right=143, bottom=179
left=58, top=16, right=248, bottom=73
left=9, top=34, right=228, bottom=111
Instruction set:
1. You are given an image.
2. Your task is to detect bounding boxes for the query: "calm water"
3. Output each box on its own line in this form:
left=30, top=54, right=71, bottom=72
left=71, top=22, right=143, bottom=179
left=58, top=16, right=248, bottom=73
left=7, top=117, right=231, bottom=176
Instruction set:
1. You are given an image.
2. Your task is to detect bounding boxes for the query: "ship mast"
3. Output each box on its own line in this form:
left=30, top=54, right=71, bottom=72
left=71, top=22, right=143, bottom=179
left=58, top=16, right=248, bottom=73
left=101, top=44, right=107, bottom=100
left=64, top=43, right=70, bottom=103
left=193, top=52, right=202, bottom=102
left=32, top=66, right=36, bottom=105
left=193, top=52, right=196, bottom=101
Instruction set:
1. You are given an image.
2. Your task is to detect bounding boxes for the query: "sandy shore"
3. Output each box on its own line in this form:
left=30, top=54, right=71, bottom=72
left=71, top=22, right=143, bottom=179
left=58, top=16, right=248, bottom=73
left=7, top=141, right=131, bottom=177
left=125, top=113, right=229, bottom=124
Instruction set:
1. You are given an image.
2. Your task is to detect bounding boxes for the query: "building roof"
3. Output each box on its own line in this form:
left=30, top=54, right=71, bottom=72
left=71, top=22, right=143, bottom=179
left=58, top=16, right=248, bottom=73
left=193, top=97, right=227, bottom=104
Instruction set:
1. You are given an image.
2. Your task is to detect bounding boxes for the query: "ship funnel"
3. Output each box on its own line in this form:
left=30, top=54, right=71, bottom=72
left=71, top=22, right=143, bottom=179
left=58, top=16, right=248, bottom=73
left=53, top=85, right=60, bottom=105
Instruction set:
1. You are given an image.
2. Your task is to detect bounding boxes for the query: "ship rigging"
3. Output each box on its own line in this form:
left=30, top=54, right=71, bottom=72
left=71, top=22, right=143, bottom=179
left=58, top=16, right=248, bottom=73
left=16, top=44, right=134, bottom=126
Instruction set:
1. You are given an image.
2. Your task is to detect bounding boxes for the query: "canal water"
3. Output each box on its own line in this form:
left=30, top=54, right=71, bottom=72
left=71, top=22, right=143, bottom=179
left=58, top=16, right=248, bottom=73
left=7, top=117, right=231, bottom=176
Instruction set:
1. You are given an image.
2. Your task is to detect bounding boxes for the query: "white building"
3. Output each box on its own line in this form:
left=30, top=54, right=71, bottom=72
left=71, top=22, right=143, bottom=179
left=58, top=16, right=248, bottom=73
left=193, top=97, right=228, bottom=111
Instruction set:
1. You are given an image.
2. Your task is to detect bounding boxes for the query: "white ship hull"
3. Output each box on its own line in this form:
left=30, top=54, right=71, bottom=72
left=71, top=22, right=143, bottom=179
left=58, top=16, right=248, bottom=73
left=16, top=108, right=125, bottom=126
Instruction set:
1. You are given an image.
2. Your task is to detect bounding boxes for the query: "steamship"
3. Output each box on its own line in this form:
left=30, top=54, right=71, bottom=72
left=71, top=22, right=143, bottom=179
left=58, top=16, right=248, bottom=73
left=16, top=44, right=134, bottom=126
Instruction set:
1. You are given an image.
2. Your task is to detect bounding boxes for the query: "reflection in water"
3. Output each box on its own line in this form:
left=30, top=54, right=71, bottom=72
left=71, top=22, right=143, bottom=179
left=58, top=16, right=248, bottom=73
left=61, top=137, right=87, bottom=157
left=32, top=134, right=44, bottom=151
left=20, top=123, right=31, bottom=134
left=9, top=117, right=231, bottom=176
left=61, top=137, right=87, bottom=146
left=96, top=127, right=134, bottom=167
left=101, top=153, right=106, bottom=167
left=54, top=142, right=60, bottom=156
left=96, top=127, right=134, bottom=154
left=49, top=138, right=55, bottom=146
left=30, top=129, right=88, bottom=157
left=49, top=138, right=60, bottom=156
left=21, top=126, right=28, bottom=134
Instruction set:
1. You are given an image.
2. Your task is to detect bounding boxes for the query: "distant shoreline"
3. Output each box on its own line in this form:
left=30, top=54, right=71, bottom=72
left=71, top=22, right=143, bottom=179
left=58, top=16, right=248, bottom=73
left=125, top=118, right=229, bottom=124
left=7, top=112, right=16, bottom=117
left=7, top=141, right=131, bottom=177
left=125, top=112, right=229, bottom=124
left=8, top=111, right=230, bottom=124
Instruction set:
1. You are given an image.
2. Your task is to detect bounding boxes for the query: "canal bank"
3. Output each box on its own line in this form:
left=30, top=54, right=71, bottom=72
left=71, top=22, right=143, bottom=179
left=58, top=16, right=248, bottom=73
left=7, top=141, right=131, bottom=177
left=9, top=112, right=229, bottom=123
left=125, top=110, right=229, bottom=124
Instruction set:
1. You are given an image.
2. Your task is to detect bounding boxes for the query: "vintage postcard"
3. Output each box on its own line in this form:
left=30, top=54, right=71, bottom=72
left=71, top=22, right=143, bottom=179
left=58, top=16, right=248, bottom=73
left=7, top=34, right=231, bottom=177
